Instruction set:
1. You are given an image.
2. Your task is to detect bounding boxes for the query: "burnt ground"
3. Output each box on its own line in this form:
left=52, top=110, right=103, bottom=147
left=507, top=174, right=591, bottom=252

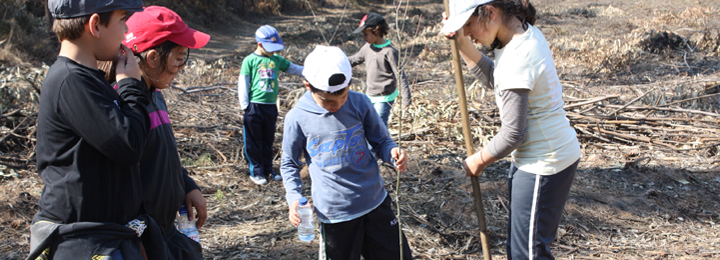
left=1, top=0, right=720, bottom=259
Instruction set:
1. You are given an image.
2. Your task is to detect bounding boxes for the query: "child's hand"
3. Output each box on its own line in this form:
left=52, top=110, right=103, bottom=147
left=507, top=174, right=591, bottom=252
left=288, top=199, right=301, bottom=227
left=391, top=147, right=408, bottom=172
left=185, top=189, right=207, bottom=230
left=115, top=44, right=142, bottom=81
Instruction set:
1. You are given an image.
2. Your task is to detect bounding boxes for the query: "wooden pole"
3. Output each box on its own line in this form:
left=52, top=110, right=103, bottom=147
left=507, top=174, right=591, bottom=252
left=443, top=0, right=492, bottom=259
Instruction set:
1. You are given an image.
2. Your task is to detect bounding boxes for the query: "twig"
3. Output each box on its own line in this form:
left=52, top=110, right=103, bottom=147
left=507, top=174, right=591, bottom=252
left=302, top=0, right=327, bottom=44
left=0, top=113, right=35, bottom=144
left=662, top=92, right=720, bottom=107
left=595, top=127, right=677, bottom=149
left=392, top=127, right=431, bottom=140
left=175, top=124, right=242, bottom=131
left=599, top=104, right=720, bottom=118
left=610, top=86, right=657, bottom=115
left=205, top=141, right=227, bottom=164
left=563, top=95, right=619, bottom=109
left=0, top=161, right=28, bottom=169
left=327, top=0, right=349, bottom=44
left=1, top=109, right=24, bottom=118
left=184, top=164, right=238, bottom=170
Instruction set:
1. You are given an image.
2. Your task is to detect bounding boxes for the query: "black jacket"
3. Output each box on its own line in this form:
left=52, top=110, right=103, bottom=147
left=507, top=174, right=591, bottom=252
left=27, top=214, right=167, bottom=260
left=34, top=56, right=151, bottom=225
left=136, top=86, right=199, bottom=235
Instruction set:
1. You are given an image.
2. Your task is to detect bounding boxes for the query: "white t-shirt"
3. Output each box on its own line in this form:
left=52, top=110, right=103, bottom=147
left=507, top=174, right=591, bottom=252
left=493, top=25, right=581, bottom=175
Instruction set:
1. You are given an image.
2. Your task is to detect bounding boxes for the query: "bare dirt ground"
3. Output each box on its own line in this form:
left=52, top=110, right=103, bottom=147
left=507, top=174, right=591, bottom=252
left=1, top=0, right=719, bottom=259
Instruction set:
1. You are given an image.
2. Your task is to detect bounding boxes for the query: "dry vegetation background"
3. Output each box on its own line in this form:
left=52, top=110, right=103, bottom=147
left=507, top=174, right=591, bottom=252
left=1, top=0, right=720, bottom=259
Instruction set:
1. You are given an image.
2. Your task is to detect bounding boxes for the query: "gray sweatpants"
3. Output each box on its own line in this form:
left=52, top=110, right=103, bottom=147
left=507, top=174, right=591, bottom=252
left=507, top=159, right=579, bottom=260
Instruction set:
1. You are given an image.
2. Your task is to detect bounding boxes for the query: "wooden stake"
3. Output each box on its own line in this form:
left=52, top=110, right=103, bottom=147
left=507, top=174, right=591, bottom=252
left=443, top=0, right=492, bottom=259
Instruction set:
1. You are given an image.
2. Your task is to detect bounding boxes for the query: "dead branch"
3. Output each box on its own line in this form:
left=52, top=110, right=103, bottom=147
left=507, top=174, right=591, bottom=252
left=610, top=86, right=657, bottom=115
left=599, top=104, right=720, bottom=118
left=564, top=95, right=620, bottom=109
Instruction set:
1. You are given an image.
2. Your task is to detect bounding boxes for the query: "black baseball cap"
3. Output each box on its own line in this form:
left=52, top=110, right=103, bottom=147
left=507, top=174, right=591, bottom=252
left=48, top=0, right=144, bottom=19
left=352, top=12, right=386, bottom=34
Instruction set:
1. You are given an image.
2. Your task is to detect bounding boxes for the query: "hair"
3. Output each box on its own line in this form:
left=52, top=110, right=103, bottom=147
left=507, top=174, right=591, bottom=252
left=307, top=74, right=351, bottom=96
left=367, top=21, right=389, bottom=38
left=136, top=41, right=183, bottom=73
left=472, top=0, right=536, bottom=50
left=100, top=40, right=183, bottom=83
left=51, top=12, right=113, bottom=41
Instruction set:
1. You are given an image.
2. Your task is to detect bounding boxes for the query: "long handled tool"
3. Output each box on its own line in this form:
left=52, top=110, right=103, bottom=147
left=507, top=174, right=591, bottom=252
left=443, top=0, right=492, bottom=259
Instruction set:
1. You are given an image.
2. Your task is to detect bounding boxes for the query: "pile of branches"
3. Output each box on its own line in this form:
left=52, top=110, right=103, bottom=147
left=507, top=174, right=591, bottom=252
left=0, top=64, right=42, bottom=172
left=452, top=78, right=720, bottom=162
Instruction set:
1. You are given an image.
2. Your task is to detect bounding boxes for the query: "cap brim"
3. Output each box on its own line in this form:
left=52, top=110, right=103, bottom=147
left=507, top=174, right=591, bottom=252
left=169, top=28, right=211, bottom=49
left=261, top=41, right=285, bottom=52
left=352, top=25, right=366, bottom=34
left=440, top=8, right=475, bottom=34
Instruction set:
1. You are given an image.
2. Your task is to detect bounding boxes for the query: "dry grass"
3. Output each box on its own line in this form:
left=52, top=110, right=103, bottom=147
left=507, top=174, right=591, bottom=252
left=1, top=1, right=720, bottom=259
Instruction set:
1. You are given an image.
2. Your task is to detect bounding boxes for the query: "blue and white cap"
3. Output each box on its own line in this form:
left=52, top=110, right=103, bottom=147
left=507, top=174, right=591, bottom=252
left=255, top=25, right=285, bottom=52
left=440, top=0, right=495, bottom=34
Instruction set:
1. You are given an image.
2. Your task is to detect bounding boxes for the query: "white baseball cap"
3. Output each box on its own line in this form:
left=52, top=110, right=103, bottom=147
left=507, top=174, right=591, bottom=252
left=440, top=0, right=495, bottom=34
left=302, top=45, right=352, bottom=93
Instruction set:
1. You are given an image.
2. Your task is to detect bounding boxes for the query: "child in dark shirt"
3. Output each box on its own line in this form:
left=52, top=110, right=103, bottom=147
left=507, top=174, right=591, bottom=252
left=29, top=0, right=163, bottom=259
left=121, top=6, right=210, bottom=259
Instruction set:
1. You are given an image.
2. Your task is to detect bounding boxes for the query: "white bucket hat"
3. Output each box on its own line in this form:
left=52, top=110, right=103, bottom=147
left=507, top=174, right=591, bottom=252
left=440, top=0, right=495, bottom=34
left=302, top=45, right=352, bottom=93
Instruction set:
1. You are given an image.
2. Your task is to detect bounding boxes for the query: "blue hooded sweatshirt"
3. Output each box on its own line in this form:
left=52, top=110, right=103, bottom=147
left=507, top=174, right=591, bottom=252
left=281, top=90, right=398, bottom=223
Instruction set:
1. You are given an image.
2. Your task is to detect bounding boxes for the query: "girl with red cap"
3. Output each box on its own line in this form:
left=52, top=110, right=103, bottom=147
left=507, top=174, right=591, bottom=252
left=103, top=5, right=211, bottom=259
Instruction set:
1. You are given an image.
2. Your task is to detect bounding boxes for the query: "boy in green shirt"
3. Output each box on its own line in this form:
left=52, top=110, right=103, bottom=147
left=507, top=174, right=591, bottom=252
left=238, top=25, right=303, bottom=185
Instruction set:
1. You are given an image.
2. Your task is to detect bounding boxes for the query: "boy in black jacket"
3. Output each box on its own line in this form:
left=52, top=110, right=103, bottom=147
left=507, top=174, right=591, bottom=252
left=28, top=0, right=165, bottom=259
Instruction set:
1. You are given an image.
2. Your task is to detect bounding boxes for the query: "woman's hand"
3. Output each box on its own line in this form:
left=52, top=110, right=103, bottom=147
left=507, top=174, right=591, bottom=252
left=463, top=150, right=487, bottom=177
left=440, top=12, right=462, bottom=40
left=391, top=147, right=408, bottom=172
left=441, top=12, right=468, bottom=40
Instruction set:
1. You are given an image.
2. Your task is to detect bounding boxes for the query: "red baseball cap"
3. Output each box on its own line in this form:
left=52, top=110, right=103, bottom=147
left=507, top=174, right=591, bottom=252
left=124, top=6, right=211, bottom=54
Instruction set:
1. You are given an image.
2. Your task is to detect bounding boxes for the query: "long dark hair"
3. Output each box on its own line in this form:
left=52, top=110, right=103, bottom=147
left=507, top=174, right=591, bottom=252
left=473, top=0, right=537, bottom=50
left=99, top=41, right=181, bottom=83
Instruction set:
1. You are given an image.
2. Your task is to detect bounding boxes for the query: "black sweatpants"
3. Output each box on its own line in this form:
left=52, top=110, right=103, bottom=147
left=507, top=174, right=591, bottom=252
left=242, top=103, right=278, bottom=178
left=319, top=195, right=413, bottom=260
left=507, top=159, right=579, bottom=260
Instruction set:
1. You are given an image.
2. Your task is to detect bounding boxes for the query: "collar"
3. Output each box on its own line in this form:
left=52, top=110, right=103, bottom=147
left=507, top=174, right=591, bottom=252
left=372, top=39, right=392, bottom=49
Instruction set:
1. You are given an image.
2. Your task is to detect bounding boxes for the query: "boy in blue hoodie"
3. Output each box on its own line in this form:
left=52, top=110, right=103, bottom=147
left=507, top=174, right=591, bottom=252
left=280, top=45, right=413, bottom=259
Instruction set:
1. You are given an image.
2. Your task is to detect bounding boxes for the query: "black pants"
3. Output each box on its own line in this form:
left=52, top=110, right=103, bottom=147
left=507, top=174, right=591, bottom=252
left=507, top=159, right=579, bottom=260
left=319, top=195, right=413, bottom=260
left=242, top=103, right=278, bottom=177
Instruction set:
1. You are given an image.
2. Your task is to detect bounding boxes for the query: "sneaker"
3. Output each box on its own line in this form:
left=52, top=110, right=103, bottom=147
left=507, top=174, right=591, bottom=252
left=271, top=172, right=282, bottom=182
left=250, top=174, right=268, bottom=185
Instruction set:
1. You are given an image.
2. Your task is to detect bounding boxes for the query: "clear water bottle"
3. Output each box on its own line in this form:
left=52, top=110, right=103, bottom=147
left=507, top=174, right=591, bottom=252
left=297, top=197, right=315, bottom=242
left=177, top=205, right=200, bottom=243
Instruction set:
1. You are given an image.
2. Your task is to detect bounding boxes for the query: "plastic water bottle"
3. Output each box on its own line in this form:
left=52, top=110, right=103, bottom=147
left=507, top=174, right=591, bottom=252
left=177, top=205, right=200, bottom=243
left=297, top=197, right=315, bottom=242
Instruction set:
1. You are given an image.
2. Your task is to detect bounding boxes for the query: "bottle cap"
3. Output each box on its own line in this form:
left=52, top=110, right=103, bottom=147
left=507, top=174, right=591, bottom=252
left=179, top=205, right=187, bottom=215
left=299, top=197, right=308, bottom=206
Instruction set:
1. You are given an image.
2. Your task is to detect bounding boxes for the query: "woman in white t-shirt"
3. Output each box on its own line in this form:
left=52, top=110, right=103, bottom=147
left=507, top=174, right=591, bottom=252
left=442, top=0, right=581, bottom=259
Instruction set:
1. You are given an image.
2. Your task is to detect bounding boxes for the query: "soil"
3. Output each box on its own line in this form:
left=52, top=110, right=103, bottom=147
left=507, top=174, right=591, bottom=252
left=1, top=0, right=719, bottom=259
